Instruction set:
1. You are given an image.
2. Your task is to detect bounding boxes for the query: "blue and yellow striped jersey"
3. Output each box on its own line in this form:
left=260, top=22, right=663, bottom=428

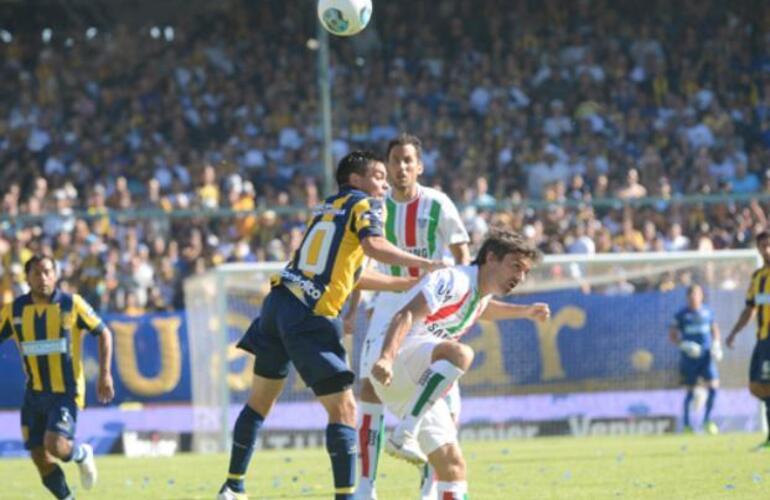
left=746, top=266, right=770, bottom=342
left=276, top=187, right=385, bottom=317
left=0, top=290, right=106, bottom=408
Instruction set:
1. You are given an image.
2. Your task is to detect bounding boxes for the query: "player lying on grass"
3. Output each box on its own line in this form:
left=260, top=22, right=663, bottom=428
left=364, top=230, right=550, bottom=499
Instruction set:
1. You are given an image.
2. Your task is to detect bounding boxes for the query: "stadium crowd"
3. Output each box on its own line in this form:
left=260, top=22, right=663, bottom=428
left=1, top=0, right=770, bottom=311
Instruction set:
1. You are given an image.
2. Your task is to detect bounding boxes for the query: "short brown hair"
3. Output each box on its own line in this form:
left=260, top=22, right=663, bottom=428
left=757, top=230, right=770, bottom=244
left=386, top=133, right=423, bottom=161
left=472, top=230, right=542, bottom=266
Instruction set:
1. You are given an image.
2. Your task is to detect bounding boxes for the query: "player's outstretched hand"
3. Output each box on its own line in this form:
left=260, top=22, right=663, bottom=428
left=423, top=260, right=447, bottom=273
left=725, top=333, right=736, bottom=349
left=97, top=373, right=115, bottom=404
left=371, top=358, right=393, bottom=386
left=528, top=303, right=551, bottom=322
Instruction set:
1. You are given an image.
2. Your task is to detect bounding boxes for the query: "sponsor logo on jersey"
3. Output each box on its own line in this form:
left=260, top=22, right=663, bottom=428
left=280, top=269, right=323, bottom=299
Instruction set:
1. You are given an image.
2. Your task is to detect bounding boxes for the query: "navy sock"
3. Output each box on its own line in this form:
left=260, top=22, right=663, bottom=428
left=62, top=442, right=86, bottom=463
left=704, top=388, right=717, bottom=423
left=224, top=405, right=264, bottom=493
left=42, top=465, right=71, bottom=499
left=326, top=423, right=357, bottom=500
left=683, top=390, right=693, bottom=427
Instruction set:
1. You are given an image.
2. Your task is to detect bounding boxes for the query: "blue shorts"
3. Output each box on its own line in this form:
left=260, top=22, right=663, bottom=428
left=242, top=285, right=353, bottom=396
left=679, top=353, right=718, bottom=386
left=21, top=391, right=78, bottom=450
left=749, top=341, right=770, bottom=383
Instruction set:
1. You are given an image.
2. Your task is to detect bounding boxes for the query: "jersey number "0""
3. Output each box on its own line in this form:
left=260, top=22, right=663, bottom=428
left=298, top=221, right=336, bottom=274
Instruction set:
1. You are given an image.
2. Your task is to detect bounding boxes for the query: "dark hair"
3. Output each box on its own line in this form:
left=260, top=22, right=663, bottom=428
left=472, top=230, right=542, bottom=266
left=386, top=133, right=423, bottom=161
left=757, top=231, right=770, bottom=244
left=335, top=150, right=381, bottom=188
left=24, top=254, right=58, bottom=275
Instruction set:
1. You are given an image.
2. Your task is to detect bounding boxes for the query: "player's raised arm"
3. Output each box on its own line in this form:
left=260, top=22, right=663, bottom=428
left=480, top=300, right=551, bottom=322
left=356, top=267, right=419, bottom=292
left=360, top=235, right=444, bottom=272
left=371, top=292, right=431, bottom=387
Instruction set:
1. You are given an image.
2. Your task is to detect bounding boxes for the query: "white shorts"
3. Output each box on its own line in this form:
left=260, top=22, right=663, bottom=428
left=360, top=292, right=461, bottom=417
left=367, top=333, right=458, bottom=454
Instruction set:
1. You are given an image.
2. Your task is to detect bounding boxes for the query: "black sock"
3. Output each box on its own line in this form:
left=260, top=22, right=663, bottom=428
left=42, top=465, right=71, bottom=499
left=224, top=405, right=264, bottom=493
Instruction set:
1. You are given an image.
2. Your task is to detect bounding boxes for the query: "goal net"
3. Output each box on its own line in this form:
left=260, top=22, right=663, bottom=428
left=185, top=250, right=760, bottom=451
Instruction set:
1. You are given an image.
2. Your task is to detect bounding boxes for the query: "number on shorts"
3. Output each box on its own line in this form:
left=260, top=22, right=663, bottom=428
left=298, top=221, right=336, bottom=274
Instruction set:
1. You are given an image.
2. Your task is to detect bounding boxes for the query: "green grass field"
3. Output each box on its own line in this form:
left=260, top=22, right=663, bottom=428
left=2, top=433, right=769, bottom=499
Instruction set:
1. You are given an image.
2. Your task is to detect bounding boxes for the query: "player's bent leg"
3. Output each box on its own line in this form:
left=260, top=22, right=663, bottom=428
left=44, top=431, right=96, bottom=491
left=317, top=386, right=358, bottom=500
left=32, top=446, right=73, bottom=500
left=393, top=342, right=472, bottom=449
left=355, top=378, right=384, bottom=500
left=427, top=443, right=468, bottom=500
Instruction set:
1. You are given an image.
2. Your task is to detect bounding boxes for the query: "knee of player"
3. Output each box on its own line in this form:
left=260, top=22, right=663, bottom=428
left=43, top=435, right=69, bottom=460
left=435, top=342, right=474, bottom=370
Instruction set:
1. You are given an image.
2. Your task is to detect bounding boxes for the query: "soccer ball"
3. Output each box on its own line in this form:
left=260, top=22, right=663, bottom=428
left=317, top=0, right=373, bottom=37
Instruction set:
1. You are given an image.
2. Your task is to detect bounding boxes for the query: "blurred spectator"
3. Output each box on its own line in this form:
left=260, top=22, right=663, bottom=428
left=1, top=0, right=769, bottom=312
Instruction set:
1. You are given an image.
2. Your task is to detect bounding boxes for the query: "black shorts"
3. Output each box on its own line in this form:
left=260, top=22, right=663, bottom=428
left=239, top=285, right=353, bottom=396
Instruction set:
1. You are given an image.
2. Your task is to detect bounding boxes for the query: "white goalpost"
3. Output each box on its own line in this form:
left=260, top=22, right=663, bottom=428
left=185, top=250, right=761, bottom=452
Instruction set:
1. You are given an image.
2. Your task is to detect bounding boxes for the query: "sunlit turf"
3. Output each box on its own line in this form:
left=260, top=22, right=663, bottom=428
left=2, top=433, right=769, bottom=499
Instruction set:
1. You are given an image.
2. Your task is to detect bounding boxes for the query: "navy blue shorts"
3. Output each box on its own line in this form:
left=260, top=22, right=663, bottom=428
left=241, top=285, right=353, bottom=396
left=20, top=391, right=78, bottom=450
left=749, top=341, right=770, bottom=383
left=680, top=353, right=718, bottom=386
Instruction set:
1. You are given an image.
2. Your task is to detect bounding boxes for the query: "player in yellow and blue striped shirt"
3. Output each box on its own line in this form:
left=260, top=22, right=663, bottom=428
left=727, top=230, right=770, bottom=448
left=0, top=255, right=114, bottom=499
left=218, top=150, right=445, bottom=500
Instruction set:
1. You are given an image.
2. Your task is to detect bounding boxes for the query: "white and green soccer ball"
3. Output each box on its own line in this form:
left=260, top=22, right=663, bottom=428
left=317, top=0, right=373, bottom=37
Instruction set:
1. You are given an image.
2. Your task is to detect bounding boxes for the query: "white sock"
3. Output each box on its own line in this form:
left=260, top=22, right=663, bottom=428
left=355, top=401, right=384, bottom=497
left=420, top=463, right=437, bottom=500
left=437, top=480, right=468, bottom=499
left=401, top=360, right=464, bottom=435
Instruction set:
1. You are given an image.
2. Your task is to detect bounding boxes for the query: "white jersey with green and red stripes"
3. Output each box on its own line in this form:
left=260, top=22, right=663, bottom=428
left=381, top=185, right=469, bottom=278
left=413, top=265, right=491, bottom=341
